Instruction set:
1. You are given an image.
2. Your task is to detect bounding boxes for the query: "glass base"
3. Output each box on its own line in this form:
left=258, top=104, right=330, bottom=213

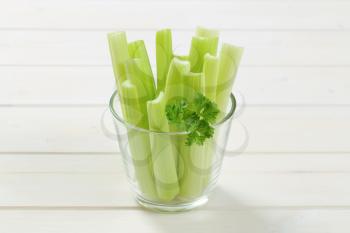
left=136, top=195, right=208, bottom=212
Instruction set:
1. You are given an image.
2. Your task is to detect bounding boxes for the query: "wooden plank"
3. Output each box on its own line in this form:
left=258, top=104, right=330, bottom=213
left=0, top=107, right=116, bottom=153
left=1, top=1, right=349, bottom=29
left=1, top=66, right=349, bottom=105
left=1, top=30, right=350, bottom=66
left=0, top=171, right=350, bottom=207
left=1, top=153, right=350, bottom=173
left=0, top=209, right=349, bottom=233
left=0, top=154, right=120, bottom=173
left=1, top=106, right=350, bottom=153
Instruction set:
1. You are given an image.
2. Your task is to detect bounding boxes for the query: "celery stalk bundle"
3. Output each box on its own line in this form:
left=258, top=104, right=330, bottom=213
left=107, top=27, right=243, bottom=202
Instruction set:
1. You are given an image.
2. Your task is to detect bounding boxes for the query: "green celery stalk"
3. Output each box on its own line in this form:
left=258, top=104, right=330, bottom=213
left=120, top=80, right=157, bottom=199
left=216, top=43, right=244, bottom=114
left=202, top=54, right=219, bottom=102
left=156, top=29, right=173, bottom=94
left=195, top=26, right=219, bottom=38
left=124, top=58, right=155, bottom=105
left=199, top=54, right=220, bottom=193
left=163, top=58, right=190, bottom=181
left=197, top=53, right=219, bottom=190
left=107, top=32, right=129, bottom=92
left=147, top=92, right=179, bottom=201
left=188, top=36, right=218, bottom=73
left=179, top=29, right=219, bottom=198
left=183, top=72, right=202, bottom=101
left=197, top=58, right=219, bottom=193
left=178, top=72, right=210, bottom=199
left=174, top=54, right=189, bottom=61
left=127, top=40, right=156, bottom=99
left=164, top=58, right=190, bottom=103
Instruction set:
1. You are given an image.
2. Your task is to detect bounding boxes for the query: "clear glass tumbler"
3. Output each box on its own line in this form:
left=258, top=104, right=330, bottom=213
left=109, top=90, right=236, bottom=212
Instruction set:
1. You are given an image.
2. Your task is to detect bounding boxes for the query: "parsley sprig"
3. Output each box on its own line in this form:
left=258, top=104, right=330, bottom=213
left=165, top=93, right=220, bottom=146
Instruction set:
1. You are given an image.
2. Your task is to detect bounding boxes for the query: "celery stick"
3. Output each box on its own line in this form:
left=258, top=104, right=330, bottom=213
left=124, top=59, right=151, bottom=129
left=198, top=55, right=219, bottom=191
left=195, top=26, right=219, bottom=38
left=120, top=80, right=157, bottom=200
left=163, top=58, right=190, bottom=181
left=178, top=72, right=209, bottom=199
left=125, top=58, right=155, bottom=102
left=188, top=36, right=218, bottom=73
left=107, top=32, right=129, bottom=92
left=192, top=59, right=218, bottom=192
left=179, top=30, right=219, bottom=198
left=216, top=43, right=243, bottom=114
left=164, top=58, right=190, bottom=103
left=127, top=40, right=156, bottom=99
left=183, top=72, right=202, bottom=101
left=147, top=92, right=179, bottom=201
left=202, top=54, right=219, bottom=102
left=156, top=29, right=173, bottom=94
left=174, top=54, right=189, bottom=61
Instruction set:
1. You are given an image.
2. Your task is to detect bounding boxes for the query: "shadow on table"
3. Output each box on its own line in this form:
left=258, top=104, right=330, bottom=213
left=142, top=186, right=270, bottom=233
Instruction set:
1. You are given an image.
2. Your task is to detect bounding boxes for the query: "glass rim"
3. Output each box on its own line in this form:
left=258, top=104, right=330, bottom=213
left=109, top=90, right=236, bottom=135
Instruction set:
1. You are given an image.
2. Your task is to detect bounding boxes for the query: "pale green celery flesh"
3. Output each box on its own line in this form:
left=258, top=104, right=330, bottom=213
left=200, top=55, right=220, bottom=194
left=127, top=40, right=156, bottom=99
left=188, top=36, right=218, bottom=73
left=164, top=58, right=190, bottom=103
left=178, top=72, right=211, bottom=199
left=202, top=54, right=219, bottom=102
left=156, top=29, right=173, bottom=94
left=174, top=54, right=189, bottom=61
left=120, top=80, right=157, bottom=200
left=179, top=32, right=219, bottom=199
left=147, top=92, right=179, bottom=201
left=216, top=43, right=244, bottom=114
left=180, top=27, right=219, bottom=199
left=124, top=58, right=155, bottom=106
left=108, top=29, right=242, bottom=203
left=200, top=54, right=220, bottom=193
left=163, top=58, right=190, bottom=183
left=195, top=26, right=219, bottom=38
left=107, top=32, right=129, bottom=92
left=183, top=72, right=202, bottom=101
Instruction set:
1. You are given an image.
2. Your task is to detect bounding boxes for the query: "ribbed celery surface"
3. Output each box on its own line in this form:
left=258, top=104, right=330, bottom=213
left=147, top=92, right=179, bottom=201
left=120, top=80, right=157, bottom=199
left=216, top=43, right=244, bottom=113
left=107, top=27, right=243, bottom=203
left=156, top=29, right=173, bottom=94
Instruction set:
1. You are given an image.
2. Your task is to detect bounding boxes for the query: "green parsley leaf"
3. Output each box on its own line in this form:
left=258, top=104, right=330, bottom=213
left=165, top=92, right=219, bottom=146
left=193, top=93, right=220, bottom=123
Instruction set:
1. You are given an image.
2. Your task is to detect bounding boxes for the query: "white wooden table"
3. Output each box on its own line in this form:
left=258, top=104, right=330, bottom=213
left=1, top=0, right=350, bottom=232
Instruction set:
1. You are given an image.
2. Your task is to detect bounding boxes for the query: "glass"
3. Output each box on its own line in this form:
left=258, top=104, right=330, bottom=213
left=109, top=90, right=236, bottom=212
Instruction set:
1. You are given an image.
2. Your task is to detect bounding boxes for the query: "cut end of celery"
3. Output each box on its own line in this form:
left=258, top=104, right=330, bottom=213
left=156, top=29, right=173, bottom=94
left=195, top=26, right=219, bottom=38
left=107, top=31, right=129, bottom=89
left=189, top=36, right=219, bottom=73
left=202, top=53, right=219, bottom=102
left=216, top=43, right=244, bottom=113
left=147, top=92, right=169, bottom=132
left=164, top=58, right=190, bottom=102
left=147, top=91, right=180, bottom=201
left=174, top=54, right=189, bottom=61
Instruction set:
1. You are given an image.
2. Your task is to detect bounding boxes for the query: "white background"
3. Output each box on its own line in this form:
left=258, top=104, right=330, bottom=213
left=1, top=0, right=350, bottom=232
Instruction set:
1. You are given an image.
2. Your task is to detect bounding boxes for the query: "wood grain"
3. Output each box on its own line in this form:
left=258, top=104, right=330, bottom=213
left=1, top=106, right=349, bottom=153
left=0, top=171, right=350, bottom=207
left=1, top=30, right=349, bottom=66
left=1, top=1, right=349, bottom=30
left=1, top=66, right=349, bottom=105
left=0, top=153, right=349, bottom=173
left=0, top=209, right=349, bottom=233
